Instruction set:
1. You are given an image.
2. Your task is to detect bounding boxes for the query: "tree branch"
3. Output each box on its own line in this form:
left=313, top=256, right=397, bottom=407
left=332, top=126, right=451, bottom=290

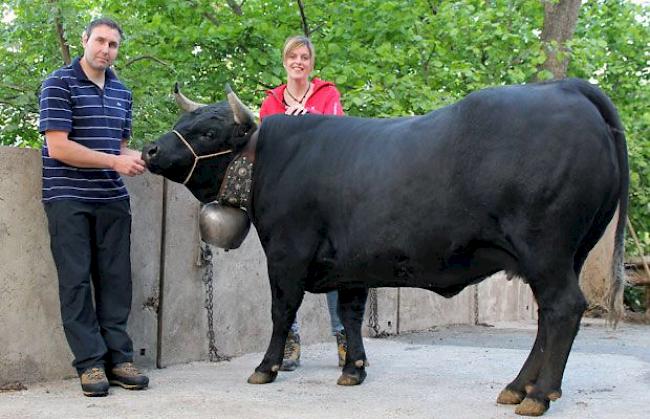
left=122, top=55, right=173, bottom=69
left=422, top=49, right=436, bottom=79
left=257, top=82, right=277, bottom=91
left=0, top=97, right=39, bottom=115
left=49, top=0, right=71, bottom=65
left=297, top=0, right=310, bottom=37
left=0, top=81, right=42, bottom=101
left=0, top=83, right=26, bottom=92
left=310, top=23, right=324, bottom=36
left=427, top=0, right=443, bottom=15
left=227, top=0, right=244, bottom=16
left=203, top=11, right=220, bottom=27
left=187, top=0, right=220, bottom=26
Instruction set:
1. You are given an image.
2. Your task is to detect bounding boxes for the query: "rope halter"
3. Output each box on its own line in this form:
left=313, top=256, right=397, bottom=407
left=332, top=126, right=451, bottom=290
left=172, top=129, right=233, bottom=185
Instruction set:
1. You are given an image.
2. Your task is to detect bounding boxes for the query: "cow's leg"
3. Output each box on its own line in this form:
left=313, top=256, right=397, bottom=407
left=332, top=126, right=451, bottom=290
left=336, top=287, right=368, bottom=386
left=497, top=312, right=547, bottom=405
left=506, top=269, right=587, bottom=416
left=248, top=278, right=305, bottom=384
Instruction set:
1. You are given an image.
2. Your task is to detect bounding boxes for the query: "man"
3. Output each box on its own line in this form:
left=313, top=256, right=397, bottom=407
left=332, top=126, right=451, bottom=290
left=39, top=17, right=148, bottom=397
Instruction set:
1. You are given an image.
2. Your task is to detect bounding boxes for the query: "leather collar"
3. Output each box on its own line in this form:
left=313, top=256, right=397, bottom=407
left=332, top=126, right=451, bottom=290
left=217, top=129, right=259, bottom=210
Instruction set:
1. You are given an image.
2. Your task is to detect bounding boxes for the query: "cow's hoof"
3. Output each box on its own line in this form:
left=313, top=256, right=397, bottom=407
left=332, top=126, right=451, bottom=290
left=247, top=370, right=277, bottom=384
left=515, top=397, right=549, bottom=417
left=337, top=370, right=367, bottom=386
left=523, top=384, right=561, bottom=401
left=548, top=389, right=562, bottom=401
left=497, top=388, right=525, bottom=405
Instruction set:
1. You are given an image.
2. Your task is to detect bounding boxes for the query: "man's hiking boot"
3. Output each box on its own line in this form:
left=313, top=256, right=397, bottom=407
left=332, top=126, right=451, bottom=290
left=80, top=366, right=109, bottom=397
left=107, top=362, right=149, bottom=390
left=280, top=331, right=301, bottom=371
left=335, top=331, right=347, bottom=367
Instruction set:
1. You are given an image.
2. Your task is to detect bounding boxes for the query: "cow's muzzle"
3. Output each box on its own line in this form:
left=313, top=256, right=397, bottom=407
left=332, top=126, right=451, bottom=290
left=141, top=144, right=157, bottom=166
left=141, top=143, right=163, bottom=174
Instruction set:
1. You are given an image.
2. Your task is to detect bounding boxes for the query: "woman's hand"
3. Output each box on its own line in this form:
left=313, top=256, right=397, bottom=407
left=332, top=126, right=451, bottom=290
left=285, top=104, right=309, bottom=116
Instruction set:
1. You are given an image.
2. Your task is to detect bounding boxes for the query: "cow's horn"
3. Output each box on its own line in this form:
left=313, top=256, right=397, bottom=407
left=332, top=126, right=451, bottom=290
left=225, top=84, right=255, bottom=126
left=174, top=82, right=207, bottom=112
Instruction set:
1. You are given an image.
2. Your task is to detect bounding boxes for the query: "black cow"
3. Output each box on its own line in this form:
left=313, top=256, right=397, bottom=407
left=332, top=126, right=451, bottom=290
left=142, top=79, right=628, bottom=416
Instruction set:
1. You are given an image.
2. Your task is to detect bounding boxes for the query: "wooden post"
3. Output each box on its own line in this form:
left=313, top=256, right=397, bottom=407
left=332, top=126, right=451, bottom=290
left=626, top=218, right=650, bottom=318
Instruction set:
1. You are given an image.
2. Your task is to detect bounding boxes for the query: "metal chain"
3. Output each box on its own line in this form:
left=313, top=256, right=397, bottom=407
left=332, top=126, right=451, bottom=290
left=198, top=241, right=229, bottom=362
left=473, top=284, right=480, bottom=326
left=366, top=288, right=380, bottom=336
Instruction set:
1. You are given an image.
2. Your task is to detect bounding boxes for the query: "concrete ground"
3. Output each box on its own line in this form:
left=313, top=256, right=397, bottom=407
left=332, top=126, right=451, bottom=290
left=2, top=319, right=649, bottom=419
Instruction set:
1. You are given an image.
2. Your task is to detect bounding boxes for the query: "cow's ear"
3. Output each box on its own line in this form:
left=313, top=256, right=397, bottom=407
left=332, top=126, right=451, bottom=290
left=225, top=84, right=255, bottom=127
left=235, top=121, right=256, bottom=137
left=233, top=121, right=257, bottom=147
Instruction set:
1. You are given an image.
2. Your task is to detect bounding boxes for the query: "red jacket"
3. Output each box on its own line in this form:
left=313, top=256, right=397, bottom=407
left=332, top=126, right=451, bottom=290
left=259, top=78, right=344, bottom=120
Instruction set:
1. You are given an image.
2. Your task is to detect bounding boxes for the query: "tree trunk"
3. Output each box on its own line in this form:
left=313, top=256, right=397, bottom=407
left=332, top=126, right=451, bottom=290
left=537, top=0, right=581, bottom=80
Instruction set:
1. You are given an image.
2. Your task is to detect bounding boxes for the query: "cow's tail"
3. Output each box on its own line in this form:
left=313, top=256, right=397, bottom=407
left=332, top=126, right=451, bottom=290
left=570, top=78, right=629, bottom=327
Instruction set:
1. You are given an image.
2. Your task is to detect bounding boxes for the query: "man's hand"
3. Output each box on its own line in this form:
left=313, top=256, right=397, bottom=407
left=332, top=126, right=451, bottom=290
left=111, top=154, right=146, bottom=177
left=117, top=141, right=146, bottom=176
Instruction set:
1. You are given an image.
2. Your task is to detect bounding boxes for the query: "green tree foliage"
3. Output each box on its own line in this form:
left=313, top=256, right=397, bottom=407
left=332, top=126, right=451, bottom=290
left=1, top=0, right=648, bottom=253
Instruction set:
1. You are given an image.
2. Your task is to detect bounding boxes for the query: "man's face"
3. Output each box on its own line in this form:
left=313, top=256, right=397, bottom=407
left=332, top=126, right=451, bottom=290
left=81, top=24, right=121, bottom=72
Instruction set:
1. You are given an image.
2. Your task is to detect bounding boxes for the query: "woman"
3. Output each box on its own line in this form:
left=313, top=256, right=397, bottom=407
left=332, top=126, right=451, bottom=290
left=260, top=36, right=343, bottom=120
left=260, top=35, right=346, bottom=372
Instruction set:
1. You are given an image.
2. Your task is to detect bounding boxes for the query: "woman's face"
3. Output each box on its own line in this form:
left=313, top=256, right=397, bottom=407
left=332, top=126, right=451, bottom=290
left=283, top=45, right=313, bottom=81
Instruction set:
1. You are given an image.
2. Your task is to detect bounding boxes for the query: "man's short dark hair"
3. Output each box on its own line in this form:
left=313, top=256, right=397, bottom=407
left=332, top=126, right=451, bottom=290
left=85, top=17, right=124, bottom=40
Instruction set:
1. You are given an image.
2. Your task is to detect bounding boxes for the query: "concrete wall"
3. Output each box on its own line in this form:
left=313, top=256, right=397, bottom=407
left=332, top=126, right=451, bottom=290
left=156, top=182, right=206, bottom=366
left=478, top=273, right=537, bottom=324
left=0, top=147, right=71, bottom=382
left=122, top=173, right=163, bottom=370
left=366, top=274, right=536, bottom=336
left=3, top=146, right=612, bottom=386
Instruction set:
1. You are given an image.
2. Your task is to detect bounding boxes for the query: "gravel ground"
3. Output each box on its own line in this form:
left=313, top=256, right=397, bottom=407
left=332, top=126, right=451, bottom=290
left=1, top=319, right=648, bottom=419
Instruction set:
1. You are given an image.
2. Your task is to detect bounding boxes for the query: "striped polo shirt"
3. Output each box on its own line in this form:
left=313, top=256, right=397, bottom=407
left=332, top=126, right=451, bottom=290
left=38, top=57, right=132, bottom=203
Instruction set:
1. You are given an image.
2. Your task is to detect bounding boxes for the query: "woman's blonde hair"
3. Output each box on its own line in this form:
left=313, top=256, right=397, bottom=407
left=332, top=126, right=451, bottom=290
left=282, top=35, right=315, bottom=64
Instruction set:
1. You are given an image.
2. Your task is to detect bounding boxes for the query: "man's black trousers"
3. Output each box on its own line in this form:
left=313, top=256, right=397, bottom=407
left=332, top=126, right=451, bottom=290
left=44, top=199, right=134, bottom=374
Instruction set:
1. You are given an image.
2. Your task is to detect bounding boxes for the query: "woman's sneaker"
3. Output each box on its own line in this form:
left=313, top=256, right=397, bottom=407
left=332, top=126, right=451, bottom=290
left=280, top=332, right=301, bottom=371
left=80, top=366, right=109, bottom=397
left=335, top=331, right=347, bottom=367
left=335, top=331, right=368, bottom=367
left=107, top=362, right=149, bottom=390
